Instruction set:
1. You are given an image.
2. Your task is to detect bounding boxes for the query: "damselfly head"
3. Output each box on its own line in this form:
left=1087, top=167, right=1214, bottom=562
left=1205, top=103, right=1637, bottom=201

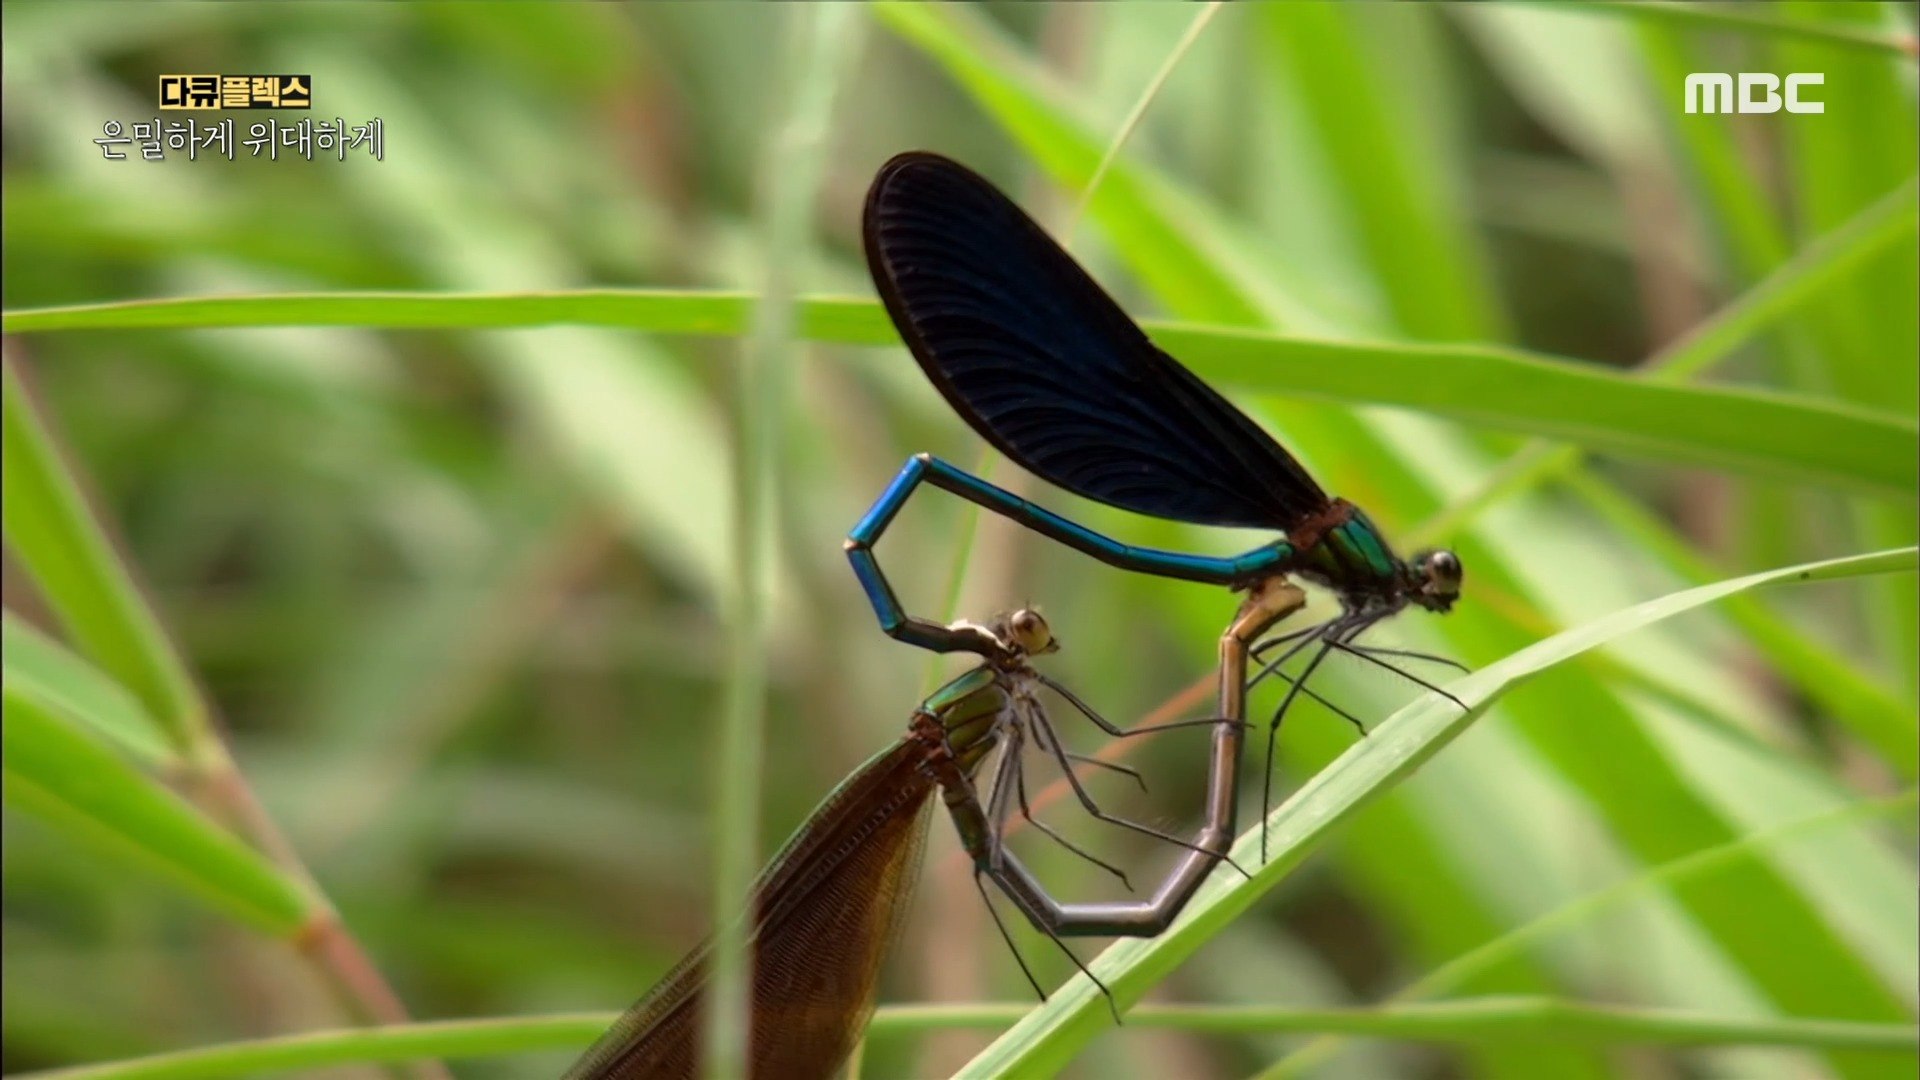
left=1003, top=608, right=1058, bottom=656
left=1409, top=549, right=1463, bottom=613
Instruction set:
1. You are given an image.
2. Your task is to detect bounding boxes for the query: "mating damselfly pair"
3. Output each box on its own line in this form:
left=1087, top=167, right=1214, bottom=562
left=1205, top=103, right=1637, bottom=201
left=567, top=152, right=1467, bottom=1080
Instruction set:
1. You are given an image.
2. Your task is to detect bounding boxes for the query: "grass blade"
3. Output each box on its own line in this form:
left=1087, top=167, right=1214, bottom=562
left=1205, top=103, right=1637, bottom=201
left=19, top=998, right=1913, bottom=1080
left=6, top=293, right=1911, bottom=498
left=1, top=613, right=174, bottom=766
left=1551, top=1, right=1919, bottom=58
left=1, top=688, right=312, bottom=936
left=1271, top=790, right=1918, bottom=1077
left=705, top=7, right=860, bottom=1077
left=1, top=360, right=208, bottom=753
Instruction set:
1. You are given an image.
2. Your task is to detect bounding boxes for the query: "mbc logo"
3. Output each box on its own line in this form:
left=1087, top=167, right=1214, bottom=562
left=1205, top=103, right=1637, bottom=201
left=1685, top=73, right=1825, bottom=114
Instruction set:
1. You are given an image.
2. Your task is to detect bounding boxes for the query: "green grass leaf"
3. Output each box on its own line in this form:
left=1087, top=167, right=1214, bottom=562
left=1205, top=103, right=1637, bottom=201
left=1553, top=0, right=1920, bottom=58
left=1153, top=326, right=1914, bottom=498
left=19, top=998, right=1913, bottom=1080
left=1261, top=3, right=1507, bottom=340
left=1272, top=790, right=1919, bottom=1076
left=1, top=688, right=312, bottom=936
left=6, top=292, right=1911, bottom=498
left=1651, top=178, right=1918, bottom=383
left=1, top=362, right=209, bottom=754
left=1, top=613, right=173, bottom=766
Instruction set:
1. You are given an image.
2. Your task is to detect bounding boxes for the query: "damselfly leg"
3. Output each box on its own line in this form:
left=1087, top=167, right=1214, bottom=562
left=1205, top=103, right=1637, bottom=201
left=1244, top=611, right=1471, bottom=858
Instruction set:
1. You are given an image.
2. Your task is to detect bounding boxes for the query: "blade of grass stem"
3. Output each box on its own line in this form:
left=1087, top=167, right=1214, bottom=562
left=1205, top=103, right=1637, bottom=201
left=1267, top=789, right=1919, bottom=1078
left=1061, top=2, right=1224, bottom=243
left=2, top=355, right=436, bottom=1056
left=7, top=295, right=1909, bottom=499
left=1542, top=1, right=1919, bottom=58
left=2, top=359, right=208, bottom=755
left=706, top=8, right=858, bottom=1079
left=2, top=613, right=174, bottom=766
left=20, top=998, right=1911, bottom=1080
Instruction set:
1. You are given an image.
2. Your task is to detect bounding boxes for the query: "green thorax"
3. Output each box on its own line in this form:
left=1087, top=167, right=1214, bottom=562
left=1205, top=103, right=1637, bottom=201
left=1297, top=508, right=1403, bottom=596
left=920, top=664, right=1009, bottom=777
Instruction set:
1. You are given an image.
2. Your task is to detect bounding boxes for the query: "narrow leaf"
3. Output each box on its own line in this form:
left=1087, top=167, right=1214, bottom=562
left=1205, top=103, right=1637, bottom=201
left=1, top=362, right=208, bottom=752
left=2, top=613, right=174, bottom=766
left=18, top=1000, right=1913, bottom=1080
left=1, top=689, right=312, bottom=936
left=5, top=293, right=1911, bottom=498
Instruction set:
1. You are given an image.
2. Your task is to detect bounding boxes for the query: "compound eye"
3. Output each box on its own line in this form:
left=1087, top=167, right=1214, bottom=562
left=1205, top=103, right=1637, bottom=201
left=1009, top=609, right=1053, bottom=653
left=1413, top=549, right=1461, bottom=592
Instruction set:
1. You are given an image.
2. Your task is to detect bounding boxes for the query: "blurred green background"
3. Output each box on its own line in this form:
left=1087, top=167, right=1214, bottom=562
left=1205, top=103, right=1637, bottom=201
left=3, top=3, right=1915, bottom=1079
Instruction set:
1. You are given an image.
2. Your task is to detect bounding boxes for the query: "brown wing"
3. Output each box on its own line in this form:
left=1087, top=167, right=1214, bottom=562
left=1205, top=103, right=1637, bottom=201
left=564, top=739, right=936, bottom=1080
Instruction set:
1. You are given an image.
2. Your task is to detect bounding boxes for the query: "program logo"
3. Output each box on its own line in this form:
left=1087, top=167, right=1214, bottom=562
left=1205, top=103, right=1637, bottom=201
left=1684, top=73, right=1825, bottom=115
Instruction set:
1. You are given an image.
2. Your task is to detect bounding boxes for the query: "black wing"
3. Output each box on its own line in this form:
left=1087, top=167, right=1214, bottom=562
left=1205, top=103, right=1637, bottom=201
left=863, top=151, right=1328, bottom=531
